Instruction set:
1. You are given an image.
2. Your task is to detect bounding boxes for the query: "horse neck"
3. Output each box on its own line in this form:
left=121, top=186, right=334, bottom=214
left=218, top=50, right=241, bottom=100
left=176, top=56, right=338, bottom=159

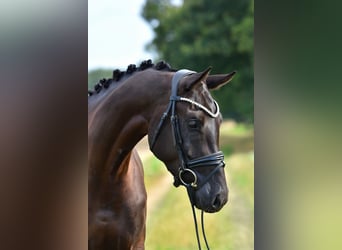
left=88, top=70, right=172, bottom=180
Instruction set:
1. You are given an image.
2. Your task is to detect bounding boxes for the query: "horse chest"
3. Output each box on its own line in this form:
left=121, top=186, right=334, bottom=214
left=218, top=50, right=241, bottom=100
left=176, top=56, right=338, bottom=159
left=89, top=204, right=145, bottom=250
left=89, top=181, right=146, bottom=250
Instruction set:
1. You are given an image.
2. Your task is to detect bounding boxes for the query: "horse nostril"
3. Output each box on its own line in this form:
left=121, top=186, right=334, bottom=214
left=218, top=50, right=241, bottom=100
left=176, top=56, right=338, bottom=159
left=212, top=195, right=222, bottom=209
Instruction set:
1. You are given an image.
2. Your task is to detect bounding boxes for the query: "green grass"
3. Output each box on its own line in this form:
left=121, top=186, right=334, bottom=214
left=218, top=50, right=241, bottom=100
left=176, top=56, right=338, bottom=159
left=144, top=156, right=166, bottom=188
left=142, top=121, right=254, bottom=250
left=220, top=122, right=253, bottom=136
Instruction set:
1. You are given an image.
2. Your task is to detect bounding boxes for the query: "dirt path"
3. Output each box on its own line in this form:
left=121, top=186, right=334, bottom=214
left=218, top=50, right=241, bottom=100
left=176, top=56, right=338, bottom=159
left=136, top=136, right=173, bottom=218
left=145, top=174, right=173, bottom=219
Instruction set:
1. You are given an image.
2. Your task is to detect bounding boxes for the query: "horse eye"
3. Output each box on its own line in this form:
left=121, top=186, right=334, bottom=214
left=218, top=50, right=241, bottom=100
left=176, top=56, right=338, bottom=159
left=188, top=119, right=200, bottom=129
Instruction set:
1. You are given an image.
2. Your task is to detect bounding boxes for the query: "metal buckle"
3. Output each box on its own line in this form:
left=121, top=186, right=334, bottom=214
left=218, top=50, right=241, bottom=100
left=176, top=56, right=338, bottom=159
left=179, top=168, right=198, bottom=188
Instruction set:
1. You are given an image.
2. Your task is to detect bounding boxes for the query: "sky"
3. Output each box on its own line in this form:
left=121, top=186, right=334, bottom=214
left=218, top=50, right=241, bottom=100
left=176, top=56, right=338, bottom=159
left=88, top=0, right=154, bottom=70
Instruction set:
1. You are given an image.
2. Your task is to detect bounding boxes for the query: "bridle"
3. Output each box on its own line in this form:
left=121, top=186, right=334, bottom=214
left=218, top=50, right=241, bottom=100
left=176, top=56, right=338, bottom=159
left=149, top=69, right=226, bottom=250
left=150, top=69, right=226, bottom=188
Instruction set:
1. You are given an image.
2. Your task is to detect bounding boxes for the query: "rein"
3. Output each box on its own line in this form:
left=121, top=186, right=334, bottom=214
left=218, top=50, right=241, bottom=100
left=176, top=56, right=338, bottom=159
left=150, top=70, right=226, bottom=250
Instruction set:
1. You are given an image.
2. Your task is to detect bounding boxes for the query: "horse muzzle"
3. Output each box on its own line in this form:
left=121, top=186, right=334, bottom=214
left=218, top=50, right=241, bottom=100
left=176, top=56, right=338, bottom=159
left=192, top=180, right=229, bottom=213
left=174, top=151, right=228, bottom=212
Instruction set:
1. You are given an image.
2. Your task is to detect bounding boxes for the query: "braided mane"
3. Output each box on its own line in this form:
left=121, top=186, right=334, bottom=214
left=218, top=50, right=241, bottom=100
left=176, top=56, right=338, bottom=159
left=88, top=60, right=175, bottom=97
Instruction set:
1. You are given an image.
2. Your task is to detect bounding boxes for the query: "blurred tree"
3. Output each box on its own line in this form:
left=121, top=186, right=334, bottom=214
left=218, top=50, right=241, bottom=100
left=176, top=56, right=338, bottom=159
left=142, top=0, right=254, bottom=122
left=88, top=69, right=112, bottom=88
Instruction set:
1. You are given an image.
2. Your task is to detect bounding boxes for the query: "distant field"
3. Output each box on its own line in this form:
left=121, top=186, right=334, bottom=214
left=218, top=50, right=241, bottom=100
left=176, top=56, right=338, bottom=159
left=136, top=120, right=254, bottom=250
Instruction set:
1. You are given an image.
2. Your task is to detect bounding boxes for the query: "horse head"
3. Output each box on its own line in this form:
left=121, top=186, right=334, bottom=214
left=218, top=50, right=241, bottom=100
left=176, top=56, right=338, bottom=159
left=148, top=67, right=236, bottom=213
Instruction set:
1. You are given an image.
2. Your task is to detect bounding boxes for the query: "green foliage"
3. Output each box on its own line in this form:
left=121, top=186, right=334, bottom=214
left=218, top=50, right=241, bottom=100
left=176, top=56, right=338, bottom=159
left=142, top=0, right=254, bottom=122
left=88, top=69, right=112, bottom=89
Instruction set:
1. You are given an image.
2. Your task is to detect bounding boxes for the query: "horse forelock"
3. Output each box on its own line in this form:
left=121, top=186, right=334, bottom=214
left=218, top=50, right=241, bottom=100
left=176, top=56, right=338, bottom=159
left=88, top=60, right=175, bottom=98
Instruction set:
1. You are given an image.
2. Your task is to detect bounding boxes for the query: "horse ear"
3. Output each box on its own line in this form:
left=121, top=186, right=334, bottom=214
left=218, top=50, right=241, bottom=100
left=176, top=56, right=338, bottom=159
left=206, top=71, right=237, bottom=90
left=183, top=67, right=212, bottom=91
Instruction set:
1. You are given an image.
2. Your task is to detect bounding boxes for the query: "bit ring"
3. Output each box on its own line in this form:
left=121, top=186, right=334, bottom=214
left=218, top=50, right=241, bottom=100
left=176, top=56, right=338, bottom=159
left=179, top=168, right=198, bottom=187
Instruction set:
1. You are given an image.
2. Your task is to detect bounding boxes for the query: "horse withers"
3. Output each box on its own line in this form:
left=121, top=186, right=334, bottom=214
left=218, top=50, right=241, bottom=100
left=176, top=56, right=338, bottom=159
left=88, top=61, right=235, bottom=249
